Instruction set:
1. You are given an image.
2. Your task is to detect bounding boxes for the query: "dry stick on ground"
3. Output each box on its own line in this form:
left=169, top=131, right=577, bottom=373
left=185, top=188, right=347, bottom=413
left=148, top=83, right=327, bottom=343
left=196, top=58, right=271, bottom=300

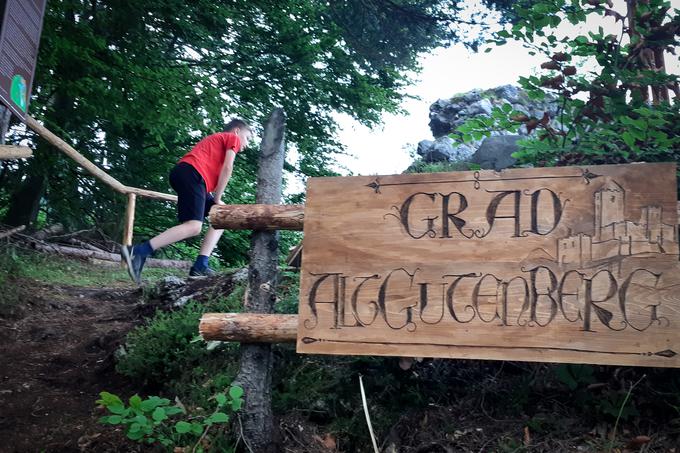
left=359, top=375, right=380, bottom=453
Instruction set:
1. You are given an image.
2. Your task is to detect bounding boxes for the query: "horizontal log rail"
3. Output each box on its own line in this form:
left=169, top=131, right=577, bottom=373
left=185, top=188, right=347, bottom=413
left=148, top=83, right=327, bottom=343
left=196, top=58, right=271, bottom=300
left=200, top=313, right=298, bottom=343
left=0, top=144, right=33, bottom=160
left=209, top=204, right=304, bottom=230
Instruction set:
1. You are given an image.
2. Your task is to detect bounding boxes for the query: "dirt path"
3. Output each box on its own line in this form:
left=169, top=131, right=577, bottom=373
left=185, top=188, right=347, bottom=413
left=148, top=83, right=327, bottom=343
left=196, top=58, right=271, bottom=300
left=0, top=280, right=145, bottom=452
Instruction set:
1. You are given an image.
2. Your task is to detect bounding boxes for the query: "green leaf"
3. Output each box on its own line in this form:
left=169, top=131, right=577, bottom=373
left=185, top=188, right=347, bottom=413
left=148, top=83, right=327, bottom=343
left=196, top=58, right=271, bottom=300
left=215, top=393, right=227, bottom=406
left=127, top=430, right=145, bottom=441
left=229, top=385, right=244, bottom=400
left=140, top=396, right=171, bottom=412
left=622, top=131, right=636, bottom=148
left=502, top=103, right=513, bottom=114
left=107, top=403, right=126, bottom=415
left=175, top=421, right=192, bottom=434
left=97, top=392, right=123, bottom=408
left=133, top=414, right=149, bottom=426
left=231, top=399, right=243, bottom=411
left=129, top=395, right=142, bottom=410
left=629, top=128, right=645, bottom=141
left=191, top=422, right=204, bottom=435
left=152, top=407, right=168, bottom=422
left=165, top=406, right=185, bottom=416
left=208, top=412, right=230, bottom=424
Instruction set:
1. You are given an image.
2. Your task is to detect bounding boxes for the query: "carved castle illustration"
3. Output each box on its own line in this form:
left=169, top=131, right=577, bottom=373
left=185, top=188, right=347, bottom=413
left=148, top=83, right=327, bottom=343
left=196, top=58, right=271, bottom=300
left=557, top=180, right=677, bottom=267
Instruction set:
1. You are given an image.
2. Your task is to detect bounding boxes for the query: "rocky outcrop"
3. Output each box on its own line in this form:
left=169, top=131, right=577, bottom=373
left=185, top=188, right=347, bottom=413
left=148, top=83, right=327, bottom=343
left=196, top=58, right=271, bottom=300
left=469, top=135, right=523, bottom=171
left=415, top=85, right=558, bottom=169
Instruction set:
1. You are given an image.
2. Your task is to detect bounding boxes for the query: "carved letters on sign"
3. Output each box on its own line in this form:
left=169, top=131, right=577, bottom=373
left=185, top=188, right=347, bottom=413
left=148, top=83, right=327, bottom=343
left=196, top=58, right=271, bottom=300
left=296, top=163, right=680, bottom=367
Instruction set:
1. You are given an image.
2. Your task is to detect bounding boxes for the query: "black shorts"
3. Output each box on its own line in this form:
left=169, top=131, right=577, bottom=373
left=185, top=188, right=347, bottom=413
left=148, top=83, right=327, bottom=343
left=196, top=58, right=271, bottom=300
left=169, top=162, right=215, bottom=222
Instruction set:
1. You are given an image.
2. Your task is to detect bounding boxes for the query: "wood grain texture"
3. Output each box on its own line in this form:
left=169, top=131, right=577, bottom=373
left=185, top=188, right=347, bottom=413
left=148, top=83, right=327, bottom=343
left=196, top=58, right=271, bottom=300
left=297, top=163, right=680, bottom=367
left=209, top=204, right=304, bottom=230
left=123, top=193, right=136, bottom=247
left=0, top=145, right=32, bottom=160
left=200, top=313, right=298, bottom=342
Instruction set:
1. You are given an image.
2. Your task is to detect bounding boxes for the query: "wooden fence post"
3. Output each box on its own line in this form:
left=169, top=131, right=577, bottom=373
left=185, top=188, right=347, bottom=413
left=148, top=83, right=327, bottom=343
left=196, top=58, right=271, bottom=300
left=123, top=192, right=136, bottom=247
left=233, top=108, right=286, bottom=452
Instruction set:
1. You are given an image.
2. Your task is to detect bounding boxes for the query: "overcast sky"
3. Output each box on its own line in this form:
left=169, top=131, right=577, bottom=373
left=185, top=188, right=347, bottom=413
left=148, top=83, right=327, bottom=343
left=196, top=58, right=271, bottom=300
left=332, top=40, right=547, bottom=176
left=330, top=2, right=680, bottom=178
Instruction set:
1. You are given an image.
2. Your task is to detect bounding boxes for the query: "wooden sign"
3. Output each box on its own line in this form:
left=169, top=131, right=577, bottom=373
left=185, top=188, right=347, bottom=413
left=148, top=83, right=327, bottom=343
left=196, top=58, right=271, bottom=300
left=297, top=163, right=680, bottom=367
left=0, top=0, right=46, bottom=120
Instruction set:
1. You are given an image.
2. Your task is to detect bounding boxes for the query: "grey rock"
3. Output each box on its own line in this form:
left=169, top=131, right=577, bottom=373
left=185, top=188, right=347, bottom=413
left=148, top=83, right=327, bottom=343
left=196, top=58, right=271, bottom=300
left=493, top=85, right=522, bottom=104
left=419, top=137, right=475, bottom=163
left=466, top=98, right=493, bottom=116
left=428, top=114, right=454, bottom=138
left=470, top=135, right=522, bottom=171
left=422, top=136, right=456, bottom=162
left=417, top=85, right=558, bottom=170
left=416, top=140, right=434, bottom=157
left=462, top=90, right=482, bottom=103
left=449, top=143, right=475, bottom=161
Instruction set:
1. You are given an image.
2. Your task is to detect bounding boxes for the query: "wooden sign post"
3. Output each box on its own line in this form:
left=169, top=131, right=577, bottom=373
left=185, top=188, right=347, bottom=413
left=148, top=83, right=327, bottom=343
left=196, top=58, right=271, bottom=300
left=297, top=163, right=680, bottom=367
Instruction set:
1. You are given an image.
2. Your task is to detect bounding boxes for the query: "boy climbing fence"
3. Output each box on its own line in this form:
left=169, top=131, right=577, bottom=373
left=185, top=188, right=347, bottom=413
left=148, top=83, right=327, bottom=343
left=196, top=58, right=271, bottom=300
left=121, top=119, right=253, bottom=283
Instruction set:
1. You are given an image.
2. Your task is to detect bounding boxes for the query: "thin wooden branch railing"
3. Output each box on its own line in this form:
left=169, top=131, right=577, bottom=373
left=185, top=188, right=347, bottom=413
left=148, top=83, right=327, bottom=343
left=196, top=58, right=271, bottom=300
left=25, top=115, right=129, bottom=194
left=24, top=115, right=179, bottom=247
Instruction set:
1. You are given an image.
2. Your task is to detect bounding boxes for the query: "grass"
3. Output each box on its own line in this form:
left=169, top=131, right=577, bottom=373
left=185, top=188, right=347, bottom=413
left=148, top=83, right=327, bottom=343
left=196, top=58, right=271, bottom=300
left=405, top=160, right=479, bottom=174
left=0, top=245, right=187, bottom=287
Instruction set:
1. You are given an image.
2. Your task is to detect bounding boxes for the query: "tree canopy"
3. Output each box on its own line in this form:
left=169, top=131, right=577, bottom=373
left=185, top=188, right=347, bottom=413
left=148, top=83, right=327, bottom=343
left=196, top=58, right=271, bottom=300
left=0, top=0, right=520, bottom=265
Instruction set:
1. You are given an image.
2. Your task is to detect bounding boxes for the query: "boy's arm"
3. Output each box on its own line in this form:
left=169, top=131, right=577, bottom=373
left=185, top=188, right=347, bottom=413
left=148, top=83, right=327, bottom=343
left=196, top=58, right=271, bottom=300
left=212, top=149, right=236, bottom=204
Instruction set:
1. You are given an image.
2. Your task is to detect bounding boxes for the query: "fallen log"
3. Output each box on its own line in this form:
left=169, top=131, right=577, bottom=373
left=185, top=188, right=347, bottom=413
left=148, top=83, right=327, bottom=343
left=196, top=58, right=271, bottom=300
left=200, top=313, right=298, bottom=343
left=31, top=242, right=191, bottom=269
left=0, top=145, right=32, bottom=160
left=209, top=204, right=304, bottom=230
left=0, top=225, right=26, bottom=239
left=32, top=223, right=65, bottom=240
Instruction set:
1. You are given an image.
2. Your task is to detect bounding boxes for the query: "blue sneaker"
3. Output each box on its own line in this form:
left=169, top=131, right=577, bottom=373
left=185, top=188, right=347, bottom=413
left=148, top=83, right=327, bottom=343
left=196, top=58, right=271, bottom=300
left=189, top=265, right=217, bottom=277
left=121, top=245, right=147, bottom=284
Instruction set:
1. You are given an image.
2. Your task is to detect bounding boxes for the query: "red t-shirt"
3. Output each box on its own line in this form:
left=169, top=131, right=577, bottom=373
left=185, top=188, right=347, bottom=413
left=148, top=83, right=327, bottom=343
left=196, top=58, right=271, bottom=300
left=178, top=132, right=241, bottom=193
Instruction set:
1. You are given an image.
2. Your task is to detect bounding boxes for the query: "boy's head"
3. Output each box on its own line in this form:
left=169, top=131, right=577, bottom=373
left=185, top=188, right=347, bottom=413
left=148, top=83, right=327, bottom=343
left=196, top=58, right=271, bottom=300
left=224, top=118, right=253, bottom=150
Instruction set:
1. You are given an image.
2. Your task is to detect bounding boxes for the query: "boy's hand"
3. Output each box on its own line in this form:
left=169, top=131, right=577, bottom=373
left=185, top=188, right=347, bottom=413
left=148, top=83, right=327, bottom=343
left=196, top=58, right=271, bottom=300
left=214, top=199, right=225, bottom=205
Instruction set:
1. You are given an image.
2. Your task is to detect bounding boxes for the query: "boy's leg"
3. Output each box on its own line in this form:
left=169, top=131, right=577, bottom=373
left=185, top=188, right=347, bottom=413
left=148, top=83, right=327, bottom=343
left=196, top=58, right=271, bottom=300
left=190, top=195, right=222, bottom=276
left=149, top=220, right=203, bottom=250
left=198, top=226, right=225, bottom=257
left=122, top=220, right=202, bottom=283
left=122, top=163, right=207, bottom=283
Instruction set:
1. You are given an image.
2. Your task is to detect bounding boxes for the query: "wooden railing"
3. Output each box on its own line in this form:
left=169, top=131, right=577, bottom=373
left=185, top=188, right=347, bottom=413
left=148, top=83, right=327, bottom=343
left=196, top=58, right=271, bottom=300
left=24, top=116, right=183, bottom=247
left=24, top=115, right=178, bottom=247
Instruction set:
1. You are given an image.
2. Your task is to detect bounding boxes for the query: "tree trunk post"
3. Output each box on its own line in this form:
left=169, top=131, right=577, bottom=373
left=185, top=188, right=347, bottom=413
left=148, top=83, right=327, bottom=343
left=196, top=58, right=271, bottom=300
left=0, top=105, right=11, bottom=145
left=233, top=108, right=286, bottom=452
left=123, top=192, right=136, bottom=247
